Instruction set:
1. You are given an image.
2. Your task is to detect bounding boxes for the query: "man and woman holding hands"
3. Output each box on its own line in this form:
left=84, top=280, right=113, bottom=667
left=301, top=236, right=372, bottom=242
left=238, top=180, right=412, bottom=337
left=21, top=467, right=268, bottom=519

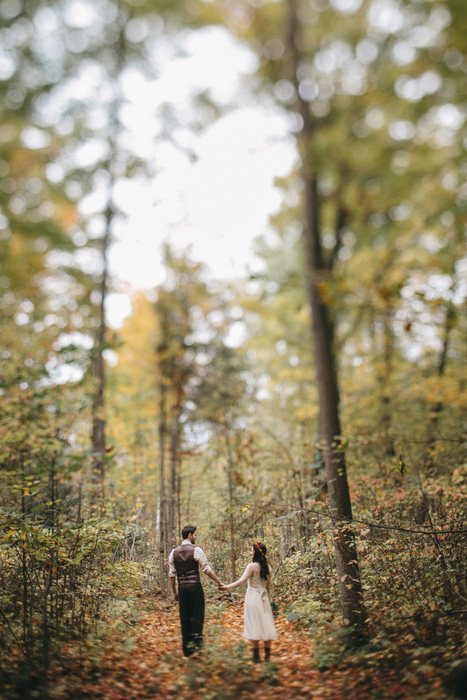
left=168, top=525, right=276, bottom=662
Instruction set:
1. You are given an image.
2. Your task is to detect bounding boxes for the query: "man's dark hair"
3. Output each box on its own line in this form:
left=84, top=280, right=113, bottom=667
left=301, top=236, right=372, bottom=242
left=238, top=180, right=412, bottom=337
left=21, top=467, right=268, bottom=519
left=182, top=525, right=197, bottom=540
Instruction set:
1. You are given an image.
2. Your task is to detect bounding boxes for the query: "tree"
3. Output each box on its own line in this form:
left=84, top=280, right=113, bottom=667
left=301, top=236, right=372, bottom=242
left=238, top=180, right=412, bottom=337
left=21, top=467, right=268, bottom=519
left=153, top=247, right=223, bottom=586
left=190, top=336, right=250, bottom=581
left=281, top=0, right=366, bottom=630
left=209, top=0, right=467, bottom=627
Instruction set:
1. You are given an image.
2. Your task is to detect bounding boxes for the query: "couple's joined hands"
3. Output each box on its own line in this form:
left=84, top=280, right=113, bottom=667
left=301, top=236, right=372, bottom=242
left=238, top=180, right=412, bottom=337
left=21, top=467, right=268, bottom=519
left=218, top=583, right=228, bottom=590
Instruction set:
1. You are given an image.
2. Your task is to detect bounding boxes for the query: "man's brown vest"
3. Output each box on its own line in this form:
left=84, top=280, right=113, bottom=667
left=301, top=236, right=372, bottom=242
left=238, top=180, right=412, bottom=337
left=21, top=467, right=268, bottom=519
left=173, top=544, right=200, bottom=586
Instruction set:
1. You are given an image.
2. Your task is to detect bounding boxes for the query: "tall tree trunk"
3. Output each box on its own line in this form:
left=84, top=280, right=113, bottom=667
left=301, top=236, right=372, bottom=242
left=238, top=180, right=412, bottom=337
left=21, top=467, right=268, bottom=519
left=168, top=382, right=183, bottom=550
left=91, top=221, right=110, bottom=513
left=157, top=339, right=168, bottom=593
left=224, top=426, right=237, bottom=582
left=90, top=26, right=126, bottom=515
left=286, top=0, right=366, bottom=630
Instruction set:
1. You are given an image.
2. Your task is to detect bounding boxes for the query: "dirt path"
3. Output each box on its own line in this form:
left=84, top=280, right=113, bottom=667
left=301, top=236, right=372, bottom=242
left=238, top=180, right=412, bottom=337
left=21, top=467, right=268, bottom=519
left=50, top=596, right=447, bottom=700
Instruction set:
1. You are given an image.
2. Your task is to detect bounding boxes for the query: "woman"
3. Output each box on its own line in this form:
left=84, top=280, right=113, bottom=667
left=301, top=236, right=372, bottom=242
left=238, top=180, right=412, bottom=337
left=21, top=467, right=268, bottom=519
left=220, top=542, right=277, bottom=662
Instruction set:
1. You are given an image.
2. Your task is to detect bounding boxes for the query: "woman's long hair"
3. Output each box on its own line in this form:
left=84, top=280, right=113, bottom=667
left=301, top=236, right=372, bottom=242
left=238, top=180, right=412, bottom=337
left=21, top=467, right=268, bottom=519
left=252, top=542, right=269, bottom=581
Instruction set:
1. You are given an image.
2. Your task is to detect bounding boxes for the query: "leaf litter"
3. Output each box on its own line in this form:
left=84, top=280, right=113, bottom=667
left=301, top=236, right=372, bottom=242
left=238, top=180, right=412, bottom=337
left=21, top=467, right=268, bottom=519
left=48, top=595, right=450, bottom=700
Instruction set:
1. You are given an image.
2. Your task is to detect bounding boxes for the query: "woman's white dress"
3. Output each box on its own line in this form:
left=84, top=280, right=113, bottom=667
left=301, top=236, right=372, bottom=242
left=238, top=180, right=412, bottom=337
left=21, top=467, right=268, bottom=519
left=227, top=562, right=277, bottom=641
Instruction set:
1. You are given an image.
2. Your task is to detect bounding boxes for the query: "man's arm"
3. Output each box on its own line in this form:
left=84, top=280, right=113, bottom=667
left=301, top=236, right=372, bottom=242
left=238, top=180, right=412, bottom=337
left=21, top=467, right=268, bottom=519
left=206, top=569, right=223, bottom=586
left=194, top=546, right=223, bottom=586
left=170, top=575, right=178, bottom=601
left=168, top=549, right=178, bottom=601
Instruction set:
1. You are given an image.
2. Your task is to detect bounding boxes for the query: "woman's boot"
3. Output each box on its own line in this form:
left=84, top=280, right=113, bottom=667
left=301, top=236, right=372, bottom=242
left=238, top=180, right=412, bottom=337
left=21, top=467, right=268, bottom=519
left=252, top=647, right=260, bottom=663
left=264, top=646, right=271, bottom=662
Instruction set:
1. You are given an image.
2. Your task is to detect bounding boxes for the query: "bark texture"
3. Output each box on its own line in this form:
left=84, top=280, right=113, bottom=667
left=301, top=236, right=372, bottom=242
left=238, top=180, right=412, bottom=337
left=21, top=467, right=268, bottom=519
left=286, top=0, right=367, bottom=630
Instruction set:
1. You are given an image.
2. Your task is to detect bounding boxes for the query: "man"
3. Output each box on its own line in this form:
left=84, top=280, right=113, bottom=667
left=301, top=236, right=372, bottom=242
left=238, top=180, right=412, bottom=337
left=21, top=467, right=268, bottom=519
left=168, top=525, right=223, bottom=657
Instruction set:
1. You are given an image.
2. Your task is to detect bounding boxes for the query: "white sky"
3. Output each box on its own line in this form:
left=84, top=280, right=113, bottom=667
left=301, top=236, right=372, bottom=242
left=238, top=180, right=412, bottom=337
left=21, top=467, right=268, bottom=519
left=100, top=27, right=297, bottom=327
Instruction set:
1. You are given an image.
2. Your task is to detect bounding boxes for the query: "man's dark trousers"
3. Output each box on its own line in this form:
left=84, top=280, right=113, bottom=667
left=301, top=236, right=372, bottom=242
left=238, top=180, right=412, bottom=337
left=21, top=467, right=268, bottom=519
left=178, top=583, right=205, bottom=656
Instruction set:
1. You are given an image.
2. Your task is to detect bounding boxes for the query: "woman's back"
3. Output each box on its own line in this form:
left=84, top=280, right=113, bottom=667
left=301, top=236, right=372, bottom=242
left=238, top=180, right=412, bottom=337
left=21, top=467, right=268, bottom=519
left=247, top=562, right=270, bottom=589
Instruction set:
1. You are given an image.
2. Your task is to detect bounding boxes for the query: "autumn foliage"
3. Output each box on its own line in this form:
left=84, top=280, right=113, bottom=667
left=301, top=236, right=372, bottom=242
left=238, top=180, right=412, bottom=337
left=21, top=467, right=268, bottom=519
left=2, top=0, right=467, bottom=698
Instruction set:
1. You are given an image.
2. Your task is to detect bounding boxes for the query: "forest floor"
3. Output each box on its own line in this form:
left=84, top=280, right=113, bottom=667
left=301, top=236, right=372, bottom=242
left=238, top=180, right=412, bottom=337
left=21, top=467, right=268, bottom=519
left=46, top=594, right=451, bottom=700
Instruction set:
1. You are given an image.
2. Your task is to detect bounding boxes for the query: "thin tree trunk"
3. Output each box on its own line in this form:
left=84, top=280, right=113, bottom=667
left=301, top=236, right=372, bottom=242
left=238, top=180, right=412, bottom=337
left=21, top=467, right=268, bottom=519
left=379, top=306, right=395, bottom=457
left=177, top=472, right=182, bottom=537
left=168, top=383, right=183, bottom=550
left=90, top=26, right=126, bottom=514
left=425, top=248, right=460, bottom=469
left=157, top=348, right=168, bottom=593
left=21, top=458, right=31, bottom=662
left=91, top=221, right=110, bottom=513
left=224, top=427, right=237, bottom=582
left=286, top=0, right=366, bottom=630
left=427, top=302, right=456, bottom=466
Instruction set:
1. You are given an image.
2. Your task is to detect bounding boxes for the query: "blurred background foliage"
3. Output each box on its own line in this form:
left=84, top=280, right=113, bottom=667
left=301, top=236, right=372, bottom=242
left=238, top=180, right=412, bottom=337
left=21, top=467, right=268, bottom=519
left=0, top=0, right=466, bottom=696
